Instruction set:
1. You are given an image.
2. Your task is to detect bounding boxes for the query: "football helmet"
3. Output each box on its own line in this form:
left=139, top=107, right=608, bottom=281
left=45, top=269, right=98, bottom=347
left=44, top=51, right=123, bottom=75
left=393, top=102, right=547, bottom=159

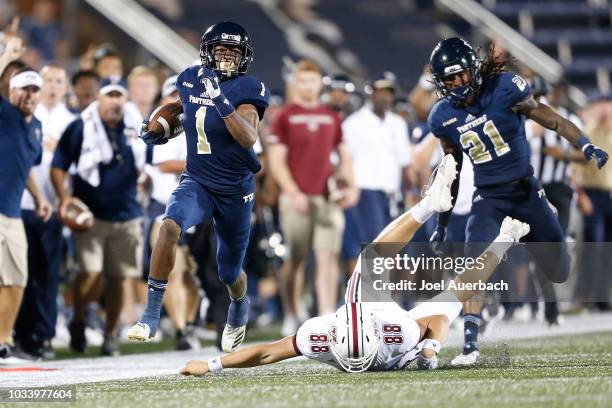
left=330, top=303, right=379, bottom=373
left=429, top=37, right=482, bottom=104
left=200, top=21, right=254, bottom=78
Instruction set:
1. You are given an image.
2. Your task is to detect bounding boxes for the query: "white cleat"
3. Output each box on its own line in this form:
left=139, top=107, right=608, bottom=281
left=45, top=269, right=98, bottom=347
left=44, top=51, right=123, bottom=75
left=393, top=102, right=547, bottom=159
left=497, top=217, right=531, bottom=243
left=127, top=322, right=152, bottom=342
left=425, top=154, right=458, bottom=212
left=451, top=350, right=480, bottom=367
left=221, top=324, right=246, bottom=353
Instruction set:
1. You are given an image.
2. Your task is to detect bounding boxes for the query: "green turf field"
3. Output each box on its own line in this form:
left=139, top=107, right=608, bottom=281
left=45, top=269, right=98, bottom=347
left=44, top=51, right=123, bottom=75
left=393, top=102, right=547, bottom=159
left=53, top=331, right=612, bottom=408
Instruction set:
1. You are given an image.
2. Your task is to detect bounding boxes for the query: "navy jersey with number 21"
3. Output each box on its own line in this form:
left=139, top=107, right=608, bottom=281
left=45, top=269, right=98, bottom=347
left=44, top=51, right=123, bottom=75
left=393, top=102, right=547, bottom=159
left=428, top=72, right=532, bottom=188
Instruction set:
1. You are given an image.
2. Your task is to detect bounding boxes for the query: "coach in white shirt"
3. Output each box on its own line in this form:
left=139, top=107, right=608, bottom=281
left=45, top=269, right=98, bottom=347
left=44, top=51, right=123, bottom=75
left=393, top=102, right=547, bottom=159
left=342, top=72, right=412, bottom=255
left=15, top=64, right=75, bottom=359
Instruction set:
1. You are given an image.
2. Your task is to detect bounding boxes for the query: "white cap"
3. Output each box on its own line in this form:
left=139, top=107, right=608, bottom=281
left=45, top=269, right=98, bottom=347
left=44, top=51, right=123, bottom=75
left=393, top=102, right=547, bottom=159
left=9, top=70, right=43, bottom=89
left=161, top=75, right=178, bottom=98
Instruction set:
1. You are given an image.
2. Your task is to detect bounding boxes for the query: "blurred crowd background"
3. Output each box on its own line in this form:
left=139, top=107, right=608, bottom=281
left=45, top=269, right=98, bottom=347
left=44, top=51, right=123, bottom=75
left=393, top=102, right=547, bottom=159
left=1, top=0, right=611, bottom=360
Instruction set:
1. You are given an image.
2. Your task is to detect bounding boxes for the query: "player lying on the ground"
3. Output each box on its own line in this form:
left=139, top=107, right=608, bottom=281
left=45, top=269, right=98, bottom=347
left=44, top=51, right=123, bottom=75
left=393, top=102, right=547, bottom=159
left=180, top=155, right=531, bottom=375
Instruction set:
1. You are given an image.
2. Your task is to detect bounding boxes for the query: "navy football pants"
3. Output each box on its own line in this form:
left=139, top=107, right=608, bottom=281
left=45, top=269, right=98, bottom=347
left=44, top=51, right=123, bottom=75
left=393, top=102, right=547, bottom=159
left=465, top=177, right=569, bottom=283
left=164, top=174, right=254, bottom=285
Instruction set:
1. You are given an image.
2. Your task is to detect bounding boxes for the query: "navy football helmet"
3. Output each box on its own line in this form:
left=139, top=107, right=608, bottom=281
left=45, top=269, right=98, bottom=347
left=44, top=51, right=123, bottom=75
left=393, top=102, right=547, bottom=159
left=429, top=37, right=482, bottom=104
left=200, top=22, right=254, bottom=78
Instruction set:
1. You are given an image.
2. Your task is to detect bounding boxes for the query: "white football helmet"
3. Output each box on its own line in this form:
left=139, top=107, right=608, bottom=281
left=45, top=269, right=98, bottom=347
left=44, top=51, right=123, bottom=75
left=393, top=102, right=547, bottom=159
left=330, top=303, right=379, bottom=373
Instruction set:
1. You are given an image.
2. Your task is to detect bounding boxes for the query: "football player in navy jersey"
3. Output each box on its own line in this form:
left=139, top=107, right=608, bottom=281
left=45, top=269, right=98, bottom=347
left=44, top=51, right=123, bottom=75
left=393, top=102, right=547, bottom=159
left=427, top=38, right=608, bottom=366
left=129, top=22, right=270, bottom=352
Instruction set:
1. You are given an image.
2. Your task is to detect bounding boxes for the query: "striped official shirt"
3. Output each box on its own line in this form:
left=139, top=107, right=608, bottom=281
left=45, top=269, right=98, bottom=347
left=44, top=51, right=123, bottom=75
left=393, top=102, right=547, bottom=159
left=527, top=103, right=583, bottom=185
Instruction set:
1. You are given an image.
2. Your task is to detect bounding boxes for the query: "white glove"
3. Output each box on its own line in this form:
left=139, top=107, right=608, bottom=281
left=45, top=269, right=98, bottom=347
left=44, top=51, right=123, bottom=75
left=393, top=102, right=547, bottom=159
left=203, top=76, right=221, bottom=99
left=416, top=354, right=438, bottom=370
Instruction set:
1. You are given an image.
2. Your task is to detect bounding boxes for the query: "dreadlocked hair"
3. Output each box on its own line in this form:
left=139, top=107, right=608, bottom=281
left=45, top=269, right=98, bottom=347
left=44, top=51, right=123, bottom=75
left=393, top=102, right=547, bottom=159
left=479, top=43, right=519, bottom=82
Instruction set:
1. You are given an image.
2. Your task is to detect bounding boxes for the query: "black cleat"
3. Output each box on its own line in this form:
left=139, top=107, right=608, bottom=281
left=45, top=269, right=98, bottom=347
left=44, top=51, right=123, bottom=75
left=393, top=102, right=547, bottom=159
left=68, top=321, right=87, bottom=353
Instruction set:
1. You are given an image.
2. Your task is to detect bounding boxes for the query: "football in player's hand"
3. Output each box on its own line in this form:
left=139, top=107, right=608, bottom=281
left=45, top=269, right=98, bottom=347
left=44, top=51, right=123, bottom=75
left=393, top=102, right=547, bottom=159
left=61, top=199, right=94, bottom=231
left=147, top=101, right=184, bottom=139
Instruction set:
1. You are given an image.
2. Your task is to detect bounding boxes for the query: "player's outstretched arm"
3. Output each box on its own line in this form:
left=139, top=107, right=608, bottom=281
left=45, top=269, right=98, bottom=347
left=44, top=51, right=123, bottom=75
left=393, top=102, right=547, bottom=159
left=514, top=96, right=608, bottom=169
left=180, top=336, right=299, bottom=376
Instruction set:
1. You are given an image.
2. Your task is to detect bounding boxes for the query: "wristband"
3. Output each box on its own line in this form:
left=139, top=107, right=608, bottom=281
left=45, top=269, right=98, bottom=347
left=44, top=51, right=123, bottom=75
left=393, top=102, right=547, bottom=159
left=422, top=338, right=441, bottom=354
left=211, top=94, right=236, bottom=118
left=576, top=136, right=590, bottom=150
left=207, top=356, right=224, bottom=373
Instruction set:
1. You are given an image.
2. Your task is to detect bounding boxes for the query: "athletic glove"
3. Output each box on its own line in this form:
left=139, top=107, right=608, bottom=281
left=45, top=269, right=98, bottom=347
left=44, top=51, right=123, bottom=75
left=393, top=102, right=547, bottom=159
left=429, top=224, right=448, bottom=256
left=578, top=136, right=608, bottom=169
left=416, top=355, right=438, bottom=370
left=139, top=120, right=168, bottom=145
left=201, top=68, right=235, bottom=118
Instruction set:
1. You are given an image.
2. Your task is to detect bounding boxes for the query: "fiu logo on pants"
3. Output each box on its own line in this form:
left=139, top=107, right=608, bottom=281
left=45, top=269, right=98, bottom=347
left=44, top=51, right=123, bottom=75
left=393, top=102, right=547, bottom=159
left=243, top=193, right=255, bottom=203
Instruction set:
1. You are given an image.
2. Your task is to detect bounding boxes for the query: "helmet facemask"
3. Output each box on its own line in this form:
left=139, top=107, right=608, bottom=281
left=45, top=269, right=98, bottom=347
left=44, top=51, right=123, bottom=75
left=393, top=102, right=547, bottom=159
left=330, top=303, right=380, bottom=373
left=432, top=62, right=482, bottom=105
left=200, top=40, right=253, bottom=79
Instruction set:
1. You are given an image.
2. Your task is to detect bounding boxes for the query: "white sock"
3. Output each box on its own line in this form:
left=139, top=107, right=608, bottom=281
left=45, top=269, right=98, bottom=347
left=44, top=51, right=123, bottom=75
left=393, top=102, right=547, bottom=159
left=409, top=196, right=434, bottom=224
left=486, top=235, right=514, bottom=260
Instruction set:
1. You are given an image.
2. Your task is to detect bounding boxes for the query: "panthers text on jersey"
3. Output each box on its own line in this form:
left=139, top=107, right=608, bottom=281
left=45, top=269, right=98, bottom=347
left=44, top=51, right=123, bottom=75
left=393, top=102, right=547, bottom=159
left=295, top=303, right=424, bottom=371
left=428, top=72, right=533, bottom=188
left=176, top=65, right=270, bottom=194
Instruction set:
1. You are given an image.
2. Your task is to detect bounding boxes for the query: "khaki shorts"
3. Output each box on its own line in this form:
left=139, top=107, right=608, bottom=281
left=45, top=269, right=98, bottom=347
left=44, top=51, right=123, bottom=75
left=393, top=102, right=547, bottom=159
left=279, top=194, right=345, bottom=259
left=0, top=214, right=28, bottom=287
left=74, top=218, right=143, bottom=278
left=149, top=221, right=197, bottom=279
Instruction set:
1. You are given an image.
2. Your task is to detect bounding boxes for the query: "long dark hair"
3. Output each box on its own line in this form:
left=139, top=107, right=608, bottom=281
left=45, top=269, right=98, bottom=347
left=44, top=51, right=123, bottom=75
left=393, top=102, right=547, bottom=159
left=479, top=43, right=518, bottom=82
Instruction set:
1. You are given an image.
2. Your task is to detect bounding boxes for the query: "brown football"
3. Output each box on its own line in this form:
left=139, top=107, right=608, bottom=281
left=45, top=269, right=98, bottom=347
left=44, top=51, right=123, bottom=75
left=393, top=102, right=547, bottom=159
left=62, top=199, right=94, bottom=231
left=147, top=101, right=184, bottom=139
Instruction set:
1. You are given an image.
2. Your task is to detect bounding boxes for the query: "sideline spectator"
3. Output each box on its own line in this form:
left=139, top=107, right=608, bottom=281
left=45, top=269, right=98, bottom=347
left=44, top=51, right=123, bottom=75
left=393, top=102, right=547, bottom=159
left=15, top=63, right=75, bottom=359
left=71, top=70, right=100, bottom=112
left=127, top=65, right=160, bottom=117
left=50, top=77, right=145, bottom=356
left=574, top=92, right=612, bottom=310
left=342, top=72, right=412, bottom=250
left=0, top=37, right=52, bottom=365
left=268, top=60, right=357, bottom=336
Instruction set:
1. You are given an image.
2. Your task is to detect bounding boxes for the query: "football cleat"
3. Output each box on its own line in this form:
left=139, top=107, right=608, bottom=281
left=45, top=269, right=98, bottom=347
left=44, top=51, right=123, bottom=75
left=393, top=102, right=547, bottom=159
left=221, top=324, right=246, bottom=353
left=450, top=350, right=480, bottom=367
left=424, top=154, right=457, bottom=213
left=496, top=217, right=530, bottom=243
left=127, top=322, right=152, bottom=342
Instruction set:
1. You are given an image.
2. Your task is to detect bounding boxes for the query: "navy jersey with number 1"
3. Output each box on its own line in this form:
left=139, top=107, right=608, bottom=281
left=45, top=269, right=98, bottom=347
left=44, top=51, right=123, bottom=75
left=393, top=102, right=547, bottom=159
left=176, top=65, right=270, bottom=194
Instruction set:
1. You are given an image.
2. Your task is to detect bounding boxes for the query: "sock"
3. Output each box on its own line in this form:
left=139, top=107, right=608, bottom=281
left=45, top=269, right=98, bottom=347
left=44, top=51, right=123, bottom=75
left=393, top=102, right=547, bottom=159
left=409, top=196, right=434, bottom=224
left=463, top=313, right=481, bottom=354
left=142, top=277, right=168, bottom=334
left=227, top=295, right=250, bottom=327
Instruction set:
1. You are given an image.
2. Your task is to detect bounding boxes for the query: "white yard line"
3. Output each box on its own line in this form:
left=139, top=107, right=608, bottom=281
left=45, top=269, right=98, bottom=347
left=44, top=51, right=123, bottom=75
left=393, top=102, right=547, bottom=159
left=1, top=312, right=611, bottom=388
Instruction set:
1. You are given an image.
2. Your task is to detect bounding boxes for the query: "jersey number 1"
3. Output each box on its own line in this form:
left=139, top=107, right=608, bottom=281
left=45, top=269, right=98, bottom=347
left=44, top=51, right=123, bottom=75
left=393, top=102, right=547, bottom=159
left=196, top=107, right=211, bottom=155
